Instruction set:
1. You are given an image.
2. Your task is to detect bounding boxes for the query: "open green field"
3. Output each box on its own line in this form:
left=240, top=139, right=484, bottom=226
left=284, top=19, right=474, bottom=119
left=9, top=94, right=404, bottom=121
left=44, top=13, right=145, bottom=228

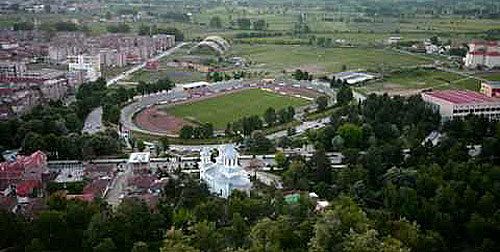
left=129, top=68, right=206, bottom=84
left=356, top=69, right=481, bottom=95
left=164, top=89, right=310, bottom=129
left=477, top=72, right=500, bottom=81
left=229, top=44, right=432, bottom=74
left=384, top=69, right=463, bottom=88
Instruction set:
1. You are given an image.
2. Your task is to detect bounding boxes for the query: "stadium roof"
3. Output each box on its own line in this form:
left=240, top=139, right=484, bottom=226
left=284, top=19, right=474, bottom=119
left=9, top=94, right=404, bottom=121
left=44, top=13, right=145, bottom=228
left=182, top=81, right=209, bottom=89
left=423, top=90, right=498, bottom=104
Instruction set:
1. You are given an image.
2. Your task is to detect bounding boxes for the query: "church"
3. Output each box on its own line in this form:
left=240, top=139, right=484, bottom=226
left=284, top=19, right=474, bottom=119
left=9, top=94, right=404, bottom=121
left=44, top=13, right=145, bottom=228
left=198, top=145, right=252, bottom=198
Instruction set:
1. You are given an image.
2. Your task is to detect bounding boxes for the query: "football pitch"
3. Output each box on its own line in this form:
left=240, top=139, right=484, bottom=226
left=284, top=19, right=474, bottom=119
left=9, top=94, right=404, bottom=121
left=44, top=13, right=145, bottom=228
left=163, top=89, right=310, bottom=129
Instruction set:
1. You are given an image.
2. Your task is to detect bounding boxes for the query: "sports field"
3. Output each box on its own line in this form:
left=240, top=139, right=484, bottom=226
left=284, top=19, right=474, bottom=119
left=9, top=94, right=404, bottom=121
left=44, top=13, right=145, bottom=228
left=230, top=44, right=432, bottom=74
left=356, top=69, right=481, bottom=95
left=163, top=89, right=310, bottom=129
left=129, top=68, right=206, bottom=84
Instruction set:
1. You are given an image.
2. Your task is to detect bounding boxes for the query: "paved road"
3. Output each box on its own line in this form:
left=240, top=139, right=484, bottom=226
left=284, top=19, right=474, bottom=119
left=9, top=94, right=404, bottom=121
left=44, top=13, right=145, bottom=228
left=267, top=117, right=331, bottom=140
left=105, top=165, right=132, bottom=207
left=82, top=107, right=103, bottom=134
left=106, top=42, right=188, bottom=86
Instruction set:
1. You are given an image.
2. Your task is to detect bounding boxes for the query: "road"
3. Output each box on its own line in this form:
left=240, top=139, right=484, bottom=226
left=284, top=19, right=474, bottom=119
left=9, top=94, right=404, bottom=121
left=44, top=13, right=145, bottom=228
left=106, top=42, right=188, bottom=86
left=105, top=165, right=132, bottom=207
left=267, top=117, right=331, bottom=140
left=82, top=107, right=103, bottom=134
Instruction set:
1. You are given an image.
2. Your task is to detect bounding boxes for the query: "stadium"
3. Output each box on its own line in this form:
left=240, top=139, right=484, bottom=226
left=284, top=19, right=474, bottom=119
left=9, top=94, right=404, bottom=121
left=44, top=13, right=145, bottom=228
left=120, top=80, right=334, bottom=137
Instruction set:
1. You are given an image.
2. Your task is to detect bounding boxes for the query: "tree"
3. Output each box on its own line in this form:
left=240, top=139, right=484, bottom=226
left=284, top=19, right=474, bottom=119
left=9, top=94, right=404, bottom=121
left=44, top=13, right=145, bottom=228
left=264, top=107, right=277, bottom=126
left=53, top=21, right=79, bottom=32
left=343, top=230, right=410, bottom=252
left=34, top=211, right=67, bottom=250
left=254, top=19, right=266, bottom=30
left=201, top=123, right=214, bottom=139
left=160, top=136, right=170, bottom=152
left=13, top=21, right=34, bottom=31
left=275, top=150, right=288, bottom=169
left=131, top=242, right=148, bottom=252
left=190, top=220, right=223, bottom=251
left=283, top=160, right=309, bottom=190
left=292, top=69, right=310, bottom=80
left=337, top=85, right=353, bottom=105
left=316, top=96, right=329, bottom=111
left=107, top=199, right=166, bottom=251
left=1, top=210, right=28, bottom=250
left=94, top=238, right=116, bottom=252
left=22, top=132, right=46, bottom=154
left=210, top=16, right=223, bottom=28
left=331, top=135, right=345, bottom=151
left=136, top=140, right=145, bottom=152
left=310, top=197, right=370, bottom=252
left=225, top=213, right=248, bottom=248
left=237, top=18, right=252, bottom=30
left=247, top=131, right=273, bottom=154
left=310, top=148, right=332, bottom=184
left=337, top=123, right=363, bottom=148
left=179, top=126, right=194, bottom=139
left=107, top=23, right=131, bottom=33
left=25, top=238, right=45, bottom=252
left=160, top=229, right=197, bottom=252
left=103, top=104, right=120, bottom=124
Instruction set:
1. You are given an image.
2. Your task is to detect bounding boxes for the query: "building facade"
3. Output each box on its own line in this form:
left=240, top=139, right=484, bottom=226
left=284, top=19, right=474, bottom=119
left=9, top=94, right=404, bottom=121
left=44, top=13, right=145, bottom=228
left=0, top=69, right=71, bottom=118
left=0, top=151, right=48, bottom=198
left=0, top=61, right=26, bottom=77
left=464, top=41, right=500, bottom=68
left=480, top=81, right=500, bottom=98
left=68, top=54, right=101, bottom=82
left=199, top=145, right=252, bottom=198
left=421, top=90, right=500, bottom=121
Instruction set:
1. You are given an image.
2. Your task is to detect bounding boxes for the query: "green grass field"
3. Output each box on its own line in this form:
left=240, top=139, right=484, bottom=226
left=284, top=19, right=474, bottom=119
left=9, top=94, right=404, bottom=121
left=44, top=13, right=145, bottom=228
left=129, top=68, right=206, bottom=84
left=384, top=69, right=463, bottom=88
left=356, top=69, right=480, bottom=95
left=164, top=89, right=310, bottom=129
left=230, top=44, right=432, bottom=75
left=478, top=72, right=500, bottom=81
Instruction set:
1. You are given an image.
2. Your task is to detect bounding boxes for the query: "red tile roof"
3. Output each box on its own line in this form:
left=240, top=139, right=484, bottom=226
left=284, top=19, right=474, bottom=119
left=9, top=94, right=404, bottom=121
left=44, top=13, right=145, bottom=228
left=82, top=178, right=110, bottom=197
left=0, top=151, right=47, bottom=175
left=16, top=180, right=41, bottom=197
left=424, top=90, right=499, bottom=104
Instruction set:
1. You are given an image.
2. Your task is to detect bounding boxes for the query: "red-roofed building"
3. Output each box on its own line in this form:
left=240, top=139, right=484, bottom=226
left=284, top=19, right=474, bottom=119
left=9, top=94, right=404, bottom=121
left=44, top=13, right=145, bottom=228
left=0, top=151, right=48, bottom=196
left=16, top=180, right=41, bottom=197
left=81, top=178, right=110, bottom=199
left=421, top=90, right=500, bottom=121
